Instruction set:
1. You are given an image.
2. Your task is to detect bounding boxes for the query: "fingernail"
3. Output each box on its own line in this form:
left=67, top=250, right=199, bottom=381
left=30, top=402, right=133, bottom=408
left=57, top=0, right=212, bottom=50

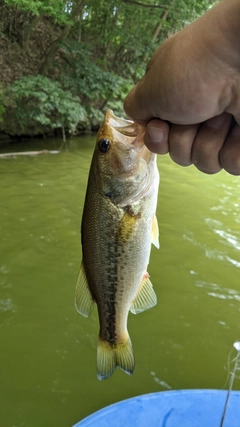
left=146, top=127, right=165, bottom=144
left=207, top=113, right=228, bottom=129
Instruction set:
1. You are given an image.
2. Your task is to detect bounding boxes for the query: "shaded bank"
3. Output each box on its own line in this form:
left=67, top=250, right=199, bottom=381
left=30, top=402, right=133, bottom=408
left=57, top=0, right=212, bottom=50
left=0, top=1, right=213, bottom=142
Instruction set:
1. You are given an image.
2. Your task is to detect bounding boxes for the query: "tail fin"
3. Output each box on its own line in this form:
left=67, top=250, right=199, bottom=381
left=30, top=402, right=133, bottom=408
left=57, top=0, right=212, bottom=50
left=97, top=334, right=135, bottom=380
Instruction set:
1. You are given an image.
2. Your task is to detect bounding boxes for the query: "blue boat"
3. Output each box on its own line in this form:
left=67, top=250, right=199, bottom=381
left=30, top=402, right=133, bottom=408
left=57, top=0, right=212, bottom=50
left=73, top=389, right=240, bottom=427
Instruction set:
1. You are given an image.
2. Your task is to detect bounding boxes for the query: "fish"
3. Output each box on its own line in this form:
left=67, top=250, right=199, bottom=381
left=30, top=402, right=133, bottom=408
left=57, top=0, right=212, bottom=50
left=75, top=109, right=160, bottom=380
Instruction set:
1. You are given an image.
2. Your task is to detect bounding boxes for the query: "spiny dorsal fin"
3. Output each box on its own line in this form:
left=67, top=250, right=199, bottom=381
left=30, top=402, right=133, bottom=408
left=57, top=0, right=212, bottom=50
left=75, top=262, right=94, bottom=317
left=151, top=214, right=160, bottom=249
left=97, top=334, right=134, bottom=380
left=130, top=273, right=157, bottom=315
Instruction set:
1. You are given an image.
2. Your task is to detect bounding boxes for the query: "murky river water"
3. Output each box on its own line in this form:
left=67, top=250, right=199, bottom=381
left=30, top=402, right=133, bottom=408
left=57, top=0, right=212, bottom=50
left=1, top=135, right=240, bottom=427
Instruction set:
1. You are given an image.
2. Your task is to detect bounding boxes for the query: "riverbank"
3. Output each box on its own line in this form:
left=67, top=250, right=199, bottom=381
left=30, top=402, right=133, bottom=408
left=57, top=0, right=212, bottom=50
left=0, top=1, right=210, bottom=143
left=0, top=5, right=129, bottom=142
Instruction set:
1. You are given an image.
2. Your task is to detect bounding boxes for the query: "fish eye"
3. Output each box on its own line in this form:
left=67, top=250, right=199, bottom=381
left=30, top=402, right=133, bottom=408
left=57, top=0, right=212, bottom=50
left=98, top=138, right=111, bottom=153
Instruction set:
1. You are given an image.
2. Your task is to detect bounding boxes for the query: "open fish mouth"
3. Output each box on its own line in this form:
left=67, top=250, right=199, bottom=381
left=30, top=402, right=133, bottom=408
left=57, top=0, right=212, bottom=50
left=106, top=109, right=150, bottom=160
left=107, top=109, right=139, bottom=138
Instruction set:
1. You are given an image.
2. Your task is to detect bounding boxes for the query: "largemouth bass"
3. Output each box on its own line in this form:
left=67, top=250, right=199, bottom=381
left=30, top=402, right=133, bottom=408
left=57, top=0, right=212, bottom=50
left=75, top=109, right=159, bottom=380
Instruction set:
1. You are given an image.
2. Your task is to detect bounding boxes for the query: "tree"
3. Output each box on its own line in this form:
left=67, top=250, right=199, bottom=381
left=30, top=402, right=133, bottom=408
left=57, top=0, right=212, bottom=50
left=39, top=0, right=87, bottom=75
left=3, top=75, right=86, bottom=139
left=1, top=0, right=69, bottom=49
left=0, top=0, right=216, bottom=137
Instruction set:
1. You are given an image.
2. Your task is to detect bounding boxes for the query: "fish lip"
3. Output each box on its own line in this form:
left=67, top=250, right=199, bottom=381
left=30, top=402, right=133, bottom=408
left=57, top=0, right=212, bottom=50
left=106, top=109, right=148, bottom=156
left=106, top=109, right=139, bottom=136
left=104, top=110, right=156, bottom=184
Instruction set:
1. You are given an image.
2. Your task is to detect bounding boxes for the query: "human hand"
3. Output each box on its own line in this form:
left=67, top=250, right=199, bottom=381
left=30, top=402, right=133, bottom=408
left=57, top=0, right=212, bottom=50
left=124, top=0, right=240, bottom=175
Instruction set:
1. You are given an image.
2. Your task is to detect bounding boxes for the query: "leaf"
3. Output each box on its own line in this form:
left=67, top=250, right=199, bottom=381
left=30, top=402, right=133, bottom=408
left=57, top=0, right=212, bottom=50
left=5, top=75, right=87, bottom=135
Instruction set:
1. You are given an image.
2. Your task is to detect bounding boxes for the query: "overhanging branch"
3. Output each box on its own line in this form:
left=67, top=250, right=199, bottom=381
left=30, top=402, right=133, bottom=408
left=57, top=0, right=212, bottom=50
left=122, top=0, right=169, bottom=9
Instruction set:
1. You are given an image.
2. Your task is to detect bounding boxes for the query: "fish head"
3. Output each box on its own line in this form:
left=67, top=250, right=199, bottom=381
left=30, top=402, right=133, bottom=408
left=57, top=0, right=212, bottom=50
left=92, top=110, right=157, bottom=205
left=94, top=109, right=144, bottom=176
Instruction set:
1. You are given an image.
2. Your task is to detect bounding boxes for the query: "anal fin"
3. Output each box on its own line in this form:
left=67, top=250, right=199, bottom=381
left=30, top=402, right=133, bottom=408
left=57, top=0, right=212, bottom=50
left=130, top=273, right=157, bottom=314
left=75, top=262, right=94, bottom=317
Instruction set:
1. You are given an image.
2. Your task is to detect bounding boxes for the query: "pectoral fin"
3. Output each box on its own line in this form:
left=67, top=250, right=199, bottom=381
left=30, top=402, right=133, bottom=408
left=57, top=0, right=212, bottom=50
left=130, top=273, right=157, bottom=314
left=151, top=214, right=160, bottom=249
left=75, top=262, right=94, bottom=317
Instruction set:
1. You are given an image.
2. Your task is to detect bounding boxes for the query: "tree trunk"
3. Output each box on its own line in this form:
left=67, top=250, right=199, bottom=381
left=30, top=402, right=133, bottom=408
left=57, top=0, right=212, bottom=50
left=152, top=10, right=169, bottom=44
left=62, top=124, right=66, bottom=144
left=22, top=15, right=41, bottom=50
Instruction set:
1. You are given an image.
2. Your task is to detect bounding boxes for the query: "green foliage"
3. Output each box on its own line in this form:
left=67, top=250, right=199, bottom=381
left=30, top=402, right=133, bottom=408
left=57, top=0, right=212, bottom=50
left=165, top=0, right=215, bottom=29
left=78, top=0, right=215, bottom=79
left=5, top=75, right=86, bottom=136
left=58, top=41, right=133, bottom=122
left=3, top=0, right=70, bottom=24
left=0, top=0, right=216, bottom=137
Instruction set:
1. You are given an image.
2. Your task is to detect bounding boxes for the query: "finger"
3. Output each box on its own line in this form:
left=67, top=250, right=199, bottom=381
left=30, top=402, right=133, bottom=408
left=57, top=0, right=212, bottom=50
left=144, top=120, right=170, bottom=154
left=192, top=113, right=232, bottom=174
left=219, top=123, right=240, bottom=175
left=168, top=124, right=200, bottom=166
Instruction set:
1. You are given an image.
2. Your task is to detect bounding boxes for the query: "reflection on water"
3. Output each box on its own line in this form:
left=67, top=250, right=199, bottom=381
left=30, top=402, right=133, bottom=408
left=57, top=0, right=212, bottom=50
left=0, top=298, right=16, bottom=312
left=1, top=265, right=10, bottom=274
left=205, top=218, right=240, bottom=251
left=150, top=371, right=172, bottom=390
left=1, top=137, right=240, bottom=427
left=214, top=229, right=240, bottom=250
left=195, top=281, right=240, bottom=302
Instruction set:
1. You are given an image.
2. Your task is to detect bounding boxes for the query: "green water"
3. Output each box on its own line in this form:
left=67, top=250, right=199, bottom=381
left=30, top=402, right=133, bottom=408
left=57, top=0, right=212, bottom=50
left=1, top=135, right=240, bottom=427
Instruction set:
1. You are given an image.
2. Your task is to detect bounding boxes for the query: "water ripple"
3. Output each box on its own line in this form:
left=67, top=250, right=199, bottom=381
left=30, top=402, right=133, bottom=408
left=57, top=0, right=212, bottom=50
left=195, top=281, right=240, bottom=302
left=150, top=371, right=172, bottom=389
left=0, top=298, right=16, bottom=312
